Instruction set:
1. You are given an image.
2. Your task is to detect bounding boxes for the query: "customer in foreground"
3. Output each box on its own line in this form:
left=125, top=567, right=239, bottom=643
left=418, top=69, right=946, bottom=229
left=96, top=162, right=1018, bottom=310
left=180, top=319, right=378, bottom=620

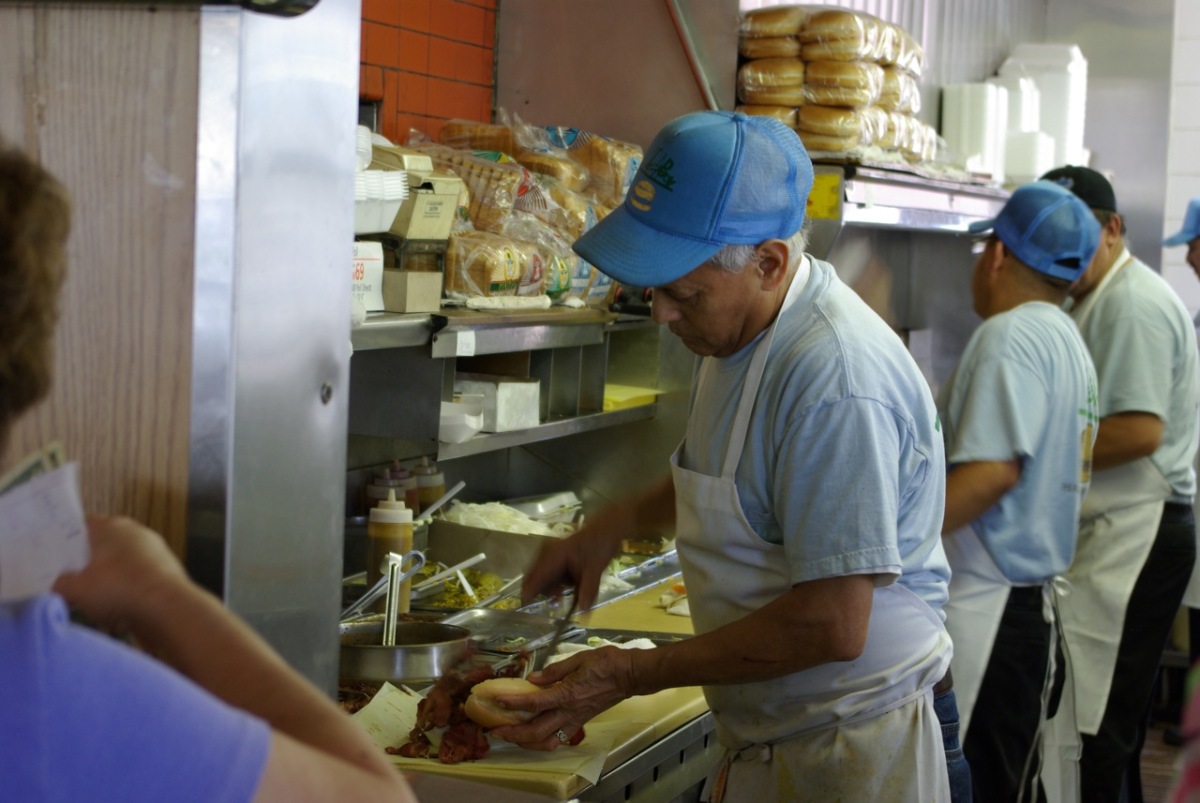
left=0, top=141, right=417, bottom=802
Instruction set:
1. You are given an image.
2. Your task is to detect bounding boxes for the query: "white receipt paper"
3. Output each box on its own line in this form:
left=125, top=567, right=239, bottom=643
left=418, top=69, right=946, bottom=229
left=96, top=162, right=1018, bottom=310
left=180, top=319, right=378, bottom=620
left=0, top=463, right=89, bottom=602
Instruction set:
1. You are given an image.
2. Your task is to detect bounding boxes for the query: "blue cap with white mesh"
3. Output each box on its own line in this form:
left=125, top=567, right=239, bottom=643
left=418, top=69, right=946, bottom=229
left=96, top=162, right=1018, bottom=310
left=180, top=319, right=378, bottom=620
left=1163, top=197, right=1200, bottom=246
left=573, top=111, right=814, bottom=287
left=967, top=180, right=1101, bottom=282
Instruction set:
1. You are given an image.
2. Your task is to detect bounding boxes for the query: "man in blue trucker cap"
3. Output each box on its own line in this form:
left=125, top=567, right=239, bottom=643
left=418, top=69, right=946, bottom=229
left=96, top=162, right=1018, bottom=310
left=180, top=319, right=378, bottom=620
left=492, top=110, right=955, bottom=802
left=1165, top=196, right=1200, bottom=279
left=1040, top=165, right=1200, bottom=803
left=936, top=181, right=1099, bottom=803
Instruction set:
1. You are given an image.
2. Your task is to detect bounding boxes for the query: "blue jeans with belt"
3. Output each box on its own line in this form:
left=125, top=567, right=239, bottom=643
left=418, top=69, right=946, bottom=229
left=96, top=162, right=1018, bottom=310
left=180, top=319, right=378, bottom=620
left=935, top=687, right=973, bottom=803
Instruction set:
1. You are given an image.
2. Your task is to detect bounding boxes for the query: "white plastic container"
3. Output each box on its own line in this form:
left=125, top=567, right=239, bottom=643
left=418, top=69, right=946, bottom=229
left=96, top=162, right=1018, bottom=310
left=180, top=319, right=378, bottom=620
left=998, top=44, right=1088, bottom=168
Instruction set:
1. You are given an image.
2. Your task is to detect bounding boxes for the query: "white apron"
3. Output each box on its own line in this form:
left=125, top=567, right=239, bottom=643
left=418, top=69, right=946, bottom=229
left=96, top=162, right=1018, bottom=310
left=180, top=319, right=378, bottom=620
left=945, top=525, right=1075, bottom=800
left=941, top=525, right=1010, bottom=738
left=1042, top=256, right=1170, bottom=800
left=672, top=267, right=951, bottom=802
left=1185, top=323, right=1200, bottom=609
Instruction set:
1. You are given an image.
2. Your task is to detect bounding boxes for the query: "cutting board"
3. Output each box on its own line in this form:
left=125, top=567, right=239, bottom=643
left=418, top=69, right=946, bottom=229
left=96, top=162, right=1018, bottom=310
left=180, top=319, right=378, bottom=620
left=580, top=577, right=694, bottom=635
left=395, top=685, right=708, bottom=799
left=395, top=579, right=703, bottom=798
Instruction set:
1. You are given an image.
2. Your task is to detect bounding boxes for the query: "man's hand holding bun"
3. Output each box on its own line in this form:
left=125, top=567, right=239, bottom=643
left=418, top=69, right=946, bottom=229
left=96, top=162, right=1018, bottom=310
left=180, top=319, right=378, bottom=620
left=464, top=678, right=541, bottom=728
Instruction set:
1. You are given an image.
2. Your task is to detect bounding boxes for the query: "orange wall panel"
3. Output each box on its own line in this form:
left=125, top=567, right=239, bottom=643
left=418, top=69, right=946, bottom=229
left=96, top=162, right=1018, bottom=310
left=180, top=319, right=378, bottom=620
left=361, top=0, right=496, bottom=142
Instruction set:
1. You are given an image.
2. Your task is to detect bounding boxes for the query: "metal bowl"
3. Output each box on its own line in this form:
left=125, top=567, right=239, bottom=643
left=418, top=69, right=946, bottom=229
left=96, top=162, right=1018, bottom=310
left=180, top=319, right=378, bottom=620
left=339, top=618, right=471, bottom=684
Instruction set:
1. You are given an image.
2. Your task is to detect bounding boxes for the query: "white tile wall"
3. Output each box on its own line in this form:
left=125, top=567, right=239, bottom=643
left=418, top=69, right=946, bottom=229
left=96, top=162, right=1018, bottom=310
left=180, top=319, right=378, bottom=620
left=1162, top=1, right=1200, bottom=312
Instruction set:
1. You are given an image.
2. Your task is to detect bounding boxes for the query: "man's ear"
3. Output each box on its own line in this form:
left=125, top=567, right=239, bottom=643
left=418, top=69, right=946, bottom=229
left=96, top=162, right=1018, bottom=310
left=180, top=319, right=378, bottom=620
left=988, top=239, right=1008, bottom=276
left=755, top=240, right=791, bottom=290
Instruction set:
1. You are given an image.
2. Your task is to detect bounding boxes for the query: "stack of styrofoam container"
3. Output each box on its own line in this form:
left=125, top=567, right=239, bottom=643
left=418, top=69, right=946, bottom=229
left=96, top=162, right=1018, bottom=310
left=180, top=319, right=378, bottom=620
left=987, top=74, right=1055, bottom=186
left=998, top=44, right=1089, bottom=170
left=941, top=83, right=1007, bottom=181
left=353, top=171, right=408, bottom=234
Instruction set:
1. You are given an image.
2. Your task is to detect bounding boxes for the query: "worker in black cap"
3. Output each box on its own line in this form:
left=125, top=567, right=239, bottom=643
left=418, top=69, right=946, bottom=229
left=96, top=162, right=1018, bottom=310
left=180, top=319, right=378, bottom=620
left=1039, top=165, right=1200, bottom=803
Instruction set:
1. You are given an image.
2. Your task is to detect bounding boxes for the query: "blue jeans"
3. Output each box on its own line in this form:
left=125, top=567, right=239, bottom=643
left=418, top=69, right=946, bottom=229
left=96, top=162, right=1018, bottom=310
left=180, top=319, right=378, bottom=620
left=935, top=688, right=973, bottom=803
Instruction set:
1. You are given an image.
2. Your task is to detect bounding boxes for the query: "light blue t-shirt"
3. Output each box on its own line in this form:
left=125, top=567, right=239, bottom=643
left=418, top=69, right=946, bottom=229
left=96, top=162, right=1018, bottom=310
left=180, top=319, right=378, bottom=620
left=937, top=302, right=1098, bottom=583
left=0, top=595, right=270, bottom=802
left=680, top=257, right=950, bottom=615
left=1071, top=256, right=1200, bottom=503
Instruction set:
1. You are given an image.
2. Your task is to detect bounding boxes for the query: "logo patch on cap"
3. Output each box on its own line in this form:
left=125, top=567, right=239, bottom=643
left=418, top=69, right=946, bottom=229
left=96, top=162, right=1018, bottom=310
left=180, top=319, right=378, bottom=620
left=630, top=179, right=656, bottom=212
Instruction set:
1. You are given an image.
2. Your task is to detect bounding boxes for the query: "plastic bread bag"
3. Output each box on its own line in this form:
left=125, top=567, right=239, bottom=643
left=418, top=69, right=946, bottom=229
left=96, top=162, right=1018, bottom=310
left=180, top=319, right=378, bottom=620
left=803, top=60, right=885, bottom=108
left=903, top=120, right=939, bottom=163
left=739, top=35, right=802, bottom=60
left=796, top=130, right=863, bottom=154
left=501, top=211, right=581, bottom=302
left=444, top=230, right=545, bottom=300
left=799, top=9, right=891, bottom=63
left=796, top=105, right=888, bottom=145
left=737, top=58, right=807, bottom=106
left=526, top=172, right=609, bottom=243
left=404, top=142, right=543, bottom=234
left=880, top=66, right=922, bottom=114
left=543, top=126, right=643, bottom=209
left=438, top=119, right=517, bottom=156
left=515, top=151, right=590, bottom=193
left=739, top=4, right=813, bottom=38
left=735, top=105, right=799, bottom=128
left=892, top=27, right=926, bottom=77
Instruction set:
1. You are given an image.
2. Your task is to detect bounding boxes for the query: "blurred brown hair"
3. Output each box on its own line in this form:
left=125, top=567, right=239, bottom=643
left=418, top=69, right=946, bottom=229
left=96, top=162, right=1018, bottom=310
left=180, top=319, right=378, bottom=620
left=0, top=143, right=70, bottom=451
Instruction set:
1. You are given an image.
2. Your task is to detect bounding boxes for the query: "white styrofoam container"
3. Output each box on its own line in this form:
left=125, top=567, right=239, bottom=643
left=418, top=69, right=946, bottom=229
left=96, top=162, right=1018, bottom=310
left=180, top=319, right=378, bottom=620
left=941, top=82, right=1007, bottom=181
left=998, top=44, right=1088, bottom=168
left=453, top=372, right=540, bottom=433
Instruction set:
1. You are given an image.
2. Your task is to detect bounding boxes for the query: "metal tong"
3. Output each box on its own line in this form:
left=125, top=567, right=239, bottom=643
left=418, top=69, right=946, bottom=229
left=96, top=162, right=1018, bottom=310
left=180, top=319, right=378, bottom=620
left=530, top=592, right=578, bottom=673
left=339, top=549, right=425, bottom=622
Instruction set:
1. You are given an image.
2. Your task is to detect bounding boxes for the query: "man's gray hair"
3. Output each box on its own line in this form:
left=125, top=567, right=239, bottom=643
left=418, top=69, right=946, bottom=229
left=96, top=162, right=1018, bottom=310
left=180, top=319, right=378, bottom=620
left=708, top=229, right=808, bottom=274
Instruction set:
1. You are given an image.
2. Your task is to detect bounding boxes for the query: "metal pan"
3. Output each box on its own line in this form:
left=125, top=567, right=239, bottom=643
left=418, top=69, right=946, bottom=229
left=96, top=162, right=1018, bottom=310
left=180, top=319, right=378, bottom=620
left=339, top=618, right=471, bottom=685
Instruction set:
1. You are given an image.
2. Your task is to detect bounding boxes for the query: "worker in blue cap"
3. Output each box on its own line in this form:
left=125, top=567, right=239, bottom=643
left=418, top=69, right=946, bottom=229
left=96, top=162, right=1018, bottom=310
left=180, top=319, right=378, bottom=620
left=937, top=180, right=1100, bottom=803
left=490, top=110, right=955, bottom=802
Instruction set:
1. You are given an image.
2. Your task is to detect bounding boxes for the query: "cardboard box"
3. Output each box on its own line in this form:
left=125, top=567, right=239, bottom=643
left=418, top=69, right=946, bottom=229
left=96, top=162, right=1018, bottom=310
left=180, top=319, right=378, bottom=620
left=427, top=520, right=558, bottom=580
left=351, top=240, right=385, bottom=312
left=389, top=172, right=462, bottom=241
left=382, top=269, right=442, bottom=313
left=454, top=372, right=541, bottom=432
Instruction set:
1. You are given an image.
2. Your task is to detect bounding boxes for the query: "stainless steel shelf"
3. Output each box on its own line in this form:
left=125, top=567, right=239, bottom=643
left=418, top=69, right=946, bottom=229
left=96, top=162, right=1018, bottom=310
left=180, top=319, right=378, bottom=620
left=437, top=404, right=657, bottom=460
left=807, top=163, right=1010, bottom=261
left=351, top=312, right=436, bottom=351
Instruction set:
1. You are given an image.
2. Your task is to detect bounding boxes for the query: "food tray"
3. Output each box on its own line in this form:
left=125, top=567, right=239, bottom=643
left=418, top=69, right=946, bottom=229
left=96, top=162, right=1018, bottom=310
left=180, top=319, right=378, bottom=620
left=441, top=607, right=583, bottom=654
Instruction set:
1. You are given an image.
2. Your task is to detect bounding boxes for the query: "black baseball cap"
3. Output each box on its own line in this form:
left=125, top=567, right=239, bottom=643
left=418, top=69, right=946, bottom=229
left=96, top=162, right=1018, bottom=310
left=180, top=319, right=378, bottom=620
left=1039, top=165, right=1118, bottom=213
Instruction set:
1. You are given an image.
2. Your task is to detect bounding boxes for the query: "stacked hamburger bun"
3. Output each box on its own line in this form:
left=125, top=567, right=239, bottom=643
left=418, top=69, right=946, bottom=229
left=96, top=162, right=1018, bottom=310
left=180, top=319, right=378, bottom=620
left=736, top=6, right=936, bottom=162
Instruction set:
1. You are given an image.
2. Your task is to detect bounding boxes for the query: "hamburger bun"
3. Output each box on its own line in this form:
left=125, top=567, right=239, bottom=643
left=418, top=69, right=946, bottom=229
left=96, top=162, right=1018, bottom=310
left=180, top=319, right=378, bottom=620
left=739, top=5, right=810, bottom=38
left=464, top=677, right=541, bottom=728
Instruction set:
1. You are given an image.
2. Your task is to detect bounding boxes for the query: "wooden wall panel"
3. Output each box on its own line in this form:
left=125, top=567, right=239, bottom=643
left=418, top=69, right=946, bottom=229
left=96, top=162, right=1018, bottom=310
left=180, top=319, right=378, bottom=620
left=0, top=5, right=200, bottom=555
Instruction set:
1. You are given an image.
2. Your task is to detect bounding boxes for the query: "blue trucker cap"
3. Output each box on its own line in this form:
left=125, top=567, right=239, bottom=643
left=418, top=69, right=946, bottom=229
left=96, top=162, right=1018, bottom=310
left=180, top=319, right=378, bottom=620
left=967, top=180, right=1101, bottom=282
left=573, top=110, right=814, bottom=287
left=1164, top=197, right=1200, bottom=246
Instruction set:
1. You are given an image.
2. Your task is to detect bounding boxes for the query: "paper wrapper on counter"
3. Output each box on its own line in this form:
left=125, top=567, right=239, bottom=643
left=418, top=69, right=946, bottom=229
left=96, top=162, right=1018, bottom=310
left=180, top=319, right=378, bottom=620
left=739, top=35, right=801, bottom=60
left=444, top=230, right=546, bottom=299
left=802, top=60, right=884, bottom=107
left=737, top=58, right=806, bottom=106
left=735, top=105, right=798, bottom=128
left=739, top=4, right=811, bottom=38
left=880, top=65, right=921, bottom=114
